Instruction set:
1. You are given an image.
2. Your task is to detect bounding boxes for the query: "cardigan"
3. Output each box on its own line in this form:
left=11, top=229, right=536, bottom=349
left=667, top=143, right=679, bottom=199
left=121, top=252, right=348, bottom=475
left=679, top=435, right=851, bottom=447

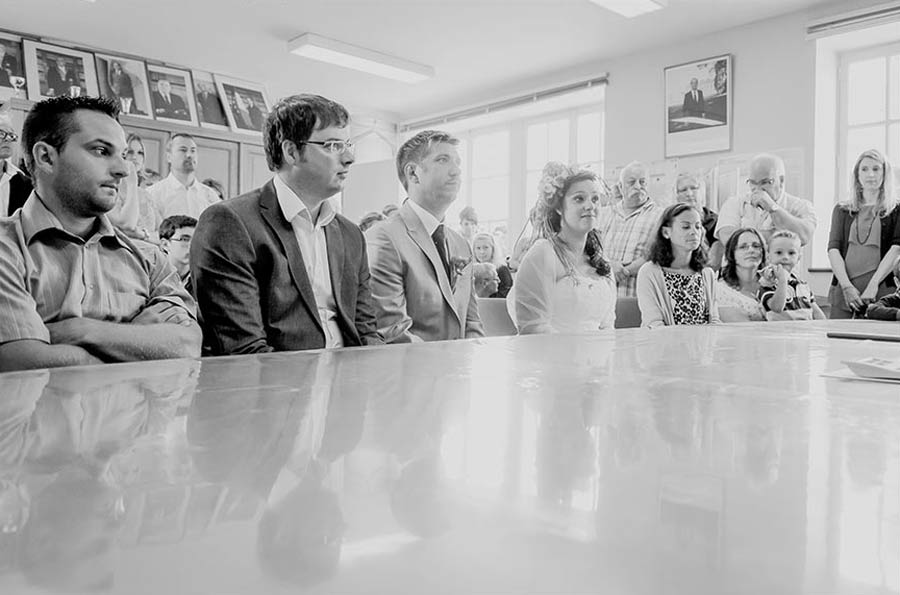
left=636, top=262, right=721, bottom=328
left=827, top=203, right=900, bottom=287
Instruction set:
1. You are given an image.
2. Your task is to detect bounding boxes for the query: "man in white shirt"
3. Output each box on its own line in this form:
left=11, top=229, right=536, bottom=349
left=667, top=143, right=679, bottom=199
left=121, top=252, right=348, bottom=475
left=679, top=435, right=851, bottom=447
left=715, top=153, right=817, bottom=278
left=367, top=130, right=484, bottom=343
left=147, top=133, right=220, bottom=220
left=190, top=94, right=383, bottom=355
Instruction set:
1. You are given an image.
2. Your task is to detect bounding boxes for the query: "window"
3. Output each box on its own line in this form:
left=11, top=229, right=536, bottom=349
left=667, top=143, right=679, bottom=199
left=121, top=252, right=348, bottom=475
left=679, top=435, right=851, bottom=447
left=401, top=83, right=605, bottom=258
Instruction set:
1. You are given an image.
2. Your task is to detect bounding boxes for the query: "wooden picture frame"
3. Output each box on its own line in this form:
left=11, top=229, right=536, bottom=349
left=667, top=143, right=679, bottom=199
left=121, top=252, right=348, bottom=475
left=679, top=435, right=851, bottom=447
left=0, top=32, right=26, bottom=102
left=95, top=53, right=153, bottom=119
left=23, top=40, right=99, bottom=101
left=192, top=70, right=229, bottom=131
left=664, top=54, right=732, bottom=158
left=146, top=64, right=198, bottom=126
left=214, top=74, right=271, bottom=136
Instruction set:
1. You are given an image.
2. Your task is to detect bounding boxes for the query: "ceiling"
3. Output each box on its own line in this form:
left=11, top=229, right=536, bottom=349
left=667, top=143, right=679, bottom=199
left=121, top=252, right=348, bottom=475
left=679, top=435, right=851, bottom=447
left=4, top=0, right=844, bottom=122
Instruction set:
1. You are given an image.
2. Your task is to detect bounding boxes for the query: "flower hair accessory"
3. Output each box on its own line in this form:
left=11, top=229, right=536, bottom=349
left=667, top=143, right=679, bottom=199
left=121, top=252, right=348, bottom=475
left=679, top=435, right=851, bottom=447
left=538, top=162, right=575, bottom=205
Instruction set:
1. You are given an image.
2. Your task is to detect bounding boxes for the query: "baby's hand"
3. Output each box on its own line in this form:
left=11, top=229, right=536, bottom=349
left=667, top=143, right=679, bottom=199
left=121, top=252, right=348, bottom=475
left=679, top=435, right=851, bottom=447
left=773, top=263, right=789, bottom=283
left=759, top=265, right=777, bottom=287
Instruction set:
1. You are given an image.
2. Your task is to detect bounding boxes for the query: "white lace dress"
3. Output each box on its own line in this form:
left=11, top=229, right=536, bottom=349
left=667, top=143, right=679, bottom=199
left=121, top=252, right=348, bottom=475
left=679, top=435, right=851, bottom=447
left=716, top=279, right=766, bottom=322
left=510, top=239, right=617, bottom=334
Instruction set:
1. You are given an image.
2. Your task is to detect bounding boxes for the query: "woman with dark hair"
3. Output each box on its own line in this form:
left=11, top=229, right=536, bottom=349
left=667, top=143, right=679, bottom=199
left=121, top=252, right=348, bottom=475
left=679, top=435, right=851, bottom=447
left=512, top=162, right=616, bottom=334
left=826, top=149, right=900, bottom=318
left=717, top=227, right=767, bottom=322
left=636, top=202, right=720, bottom=328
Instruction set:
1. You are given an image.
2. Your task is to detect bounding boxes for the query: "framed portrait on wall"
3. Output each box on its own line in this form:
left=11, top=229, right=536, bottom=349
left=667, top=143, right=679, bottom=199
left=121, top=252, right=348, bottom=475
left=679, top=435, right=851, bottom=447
left=664, top=54, right=732, bottom=158
left=0, top=32, right=26, bottom=101
left=214, top=75, right=271, bottom=136
left=146, top=64, right=198, bottom=126
left=95, top=53, right=153, bottom=119
left=192, top=70, right=229, bottom=131
left=23, top=40, right=99, bottom=101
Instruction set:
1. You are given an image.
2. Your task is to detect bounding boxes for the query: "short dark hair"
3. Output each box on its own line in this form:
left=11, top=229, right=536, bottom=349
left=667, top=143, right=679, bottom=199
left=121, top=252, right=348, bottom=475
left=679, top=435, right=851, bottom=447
left=158, top=215, right=197, bottom=240
left=459, top=206, right=478, bottom=224
left=720, top=226, right=766, bottom=288
left=21, top=95, right=120, bottom=175
left=396, top=130, right=459, bottom=191
left=263, top=94, right=349, bottom=172
left=201, top=178, right=225, bottom=199
left=647, top=202, right=707, bottom=272
left=166, top=132, right=195, bottom=151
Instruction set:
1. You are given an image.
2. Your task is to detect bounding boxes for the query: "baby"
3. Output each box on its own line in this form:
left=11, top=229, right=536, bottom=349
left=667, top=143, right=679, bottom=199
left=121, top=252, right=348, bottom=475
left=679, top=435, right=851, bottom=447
left=757, top=230, right=825, bottom=321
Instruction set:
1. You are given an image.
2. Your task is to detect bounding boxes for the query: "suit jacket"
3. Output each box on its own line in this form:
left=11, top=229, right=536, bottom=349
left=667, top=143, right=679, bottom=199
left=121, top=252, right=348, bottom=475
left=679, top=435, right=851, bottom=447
left=682, top=89, right=705, bottom=116
left=367, top=200, right=484, bottom=343
left=0, top=54, right=19, bottom=87
left=7, top=171, right=32, bottom=216
left=45, top=65, right=77, bottom=97
left=190, top=179, right=383, bottom=355
left=152, top=90, right=189, bottom=119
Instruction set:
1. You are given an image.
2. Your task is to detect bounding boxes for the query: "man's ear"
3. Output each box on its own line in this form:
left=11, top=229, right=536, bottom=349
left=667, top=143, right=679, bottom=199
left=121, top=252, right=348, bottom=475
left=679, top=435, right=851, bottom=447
left=31, top=142, right=56, bottom=176
left=405, top=163, right=418, bottom=184
left=159, top=238, right=170, bottom=253
left=281, top=140, right=299, bottom=165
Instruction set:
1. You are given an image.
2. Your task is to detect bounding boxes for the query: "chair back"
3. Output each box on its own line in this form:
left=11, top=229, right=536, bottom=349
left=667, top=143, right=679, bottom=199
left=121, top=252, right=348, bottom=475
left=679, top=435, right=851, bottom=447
left=476, top=297, right=517, bottom=336
left=615, top=297, right=641, bottom=329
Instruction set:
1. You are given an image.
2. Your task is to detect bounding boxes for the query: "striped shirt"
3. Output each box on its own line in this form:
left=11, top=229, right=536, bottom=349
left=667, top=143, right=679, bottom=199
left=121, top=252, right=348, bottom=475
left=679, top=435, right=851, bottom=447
left=0, top=194, right=197, bottom=346
left=598, top=200, right=662, bottom=297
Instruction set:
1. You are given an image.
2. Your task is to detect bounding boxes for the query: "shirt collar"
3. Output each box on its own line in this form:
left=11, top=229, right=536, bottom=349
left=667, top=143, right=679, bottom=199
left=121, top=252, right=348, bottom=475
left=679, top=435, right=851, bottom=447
left=0, top=159, right=20, bottom=179
left=20, top=192, right=124, bottom=246
left=273, top=173, right=336, bottom=228
left=613, top=198, right=655, bottom=218
left=407, top=199, right=442, bottom=236
left=163, top=172, right=202, bottom=191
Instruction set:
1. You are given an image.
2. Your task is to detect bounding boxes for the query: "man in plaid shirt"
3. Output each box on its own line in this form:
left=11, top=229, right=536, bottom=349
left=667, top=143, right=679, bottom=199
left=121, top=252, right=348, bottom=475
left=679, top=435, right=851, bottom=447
left=598, top=161, right=662, bottom=297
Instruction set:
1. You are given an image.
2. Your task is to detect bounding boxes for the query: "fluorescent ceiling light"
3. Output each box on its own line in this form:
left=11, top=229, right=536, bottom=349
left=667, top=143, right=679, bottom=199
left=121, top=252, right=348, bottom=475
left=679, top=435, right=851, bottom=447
left=288, top=33, right=434, bottom=84
left=588, top=0, right=667, bottom=18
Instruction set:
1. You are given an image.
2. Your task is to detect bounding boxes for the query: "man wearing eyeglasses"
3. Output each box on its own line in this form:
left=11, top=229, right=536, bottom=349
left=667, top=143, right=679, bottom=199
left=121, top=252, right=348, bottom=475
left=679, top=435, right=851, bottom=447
left=0, top=113, right=32, bottom=216
left=191, top=93, right=383, bottom=355
left=159, top=215, right=196, bottom=293
left=715, top=153, right=816, bottom=276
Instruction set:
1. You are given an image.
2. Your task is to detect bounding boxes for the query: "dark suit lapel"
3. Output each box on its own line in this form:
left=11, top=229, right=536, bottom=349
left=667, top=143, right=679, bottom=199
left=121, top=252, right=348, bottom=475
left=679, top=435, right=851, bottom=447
left=399, top=202, right=456, bottom=315
left=324, top=220, right=346, bottom=321
left=258, top=180, right=323, bottom=334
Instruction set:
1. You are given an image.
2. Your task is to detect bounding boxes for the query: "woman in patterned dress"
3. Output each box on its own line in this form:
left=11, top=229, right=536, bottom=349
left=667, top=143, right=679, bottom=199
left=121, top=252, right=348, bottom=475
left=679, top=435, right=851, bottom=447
left=636, top=203, right=720, bottom=328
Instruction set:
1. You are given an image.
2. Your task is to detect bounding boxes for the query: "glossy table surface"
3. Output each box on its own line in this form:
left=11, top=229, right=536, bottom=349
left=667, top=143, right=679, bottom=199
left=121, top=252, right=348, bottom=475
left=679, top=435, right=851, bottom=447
left=0, top=320, right=898, bottom=594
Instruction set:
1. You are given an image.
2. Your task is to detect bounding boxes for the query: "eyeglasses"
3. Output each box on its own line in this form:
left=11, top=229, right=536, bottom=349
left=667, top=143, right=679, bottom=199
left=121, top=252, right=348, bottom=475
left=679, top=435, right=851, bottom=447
left=0, top=131, right=17, bottom=142
left=746, top=178, right=775, bottom=188
left=170, top=235, right=193, bottom=243
left=300, top=140, right=354, bottom=154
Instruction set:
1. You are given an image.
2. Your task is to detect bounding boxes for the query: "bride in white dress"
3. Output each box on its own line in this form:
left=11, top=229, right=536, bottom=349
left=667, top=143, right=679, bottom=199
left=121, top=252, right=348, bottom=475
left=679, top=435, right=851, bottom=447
left=511, top=162, right=617, bottom=334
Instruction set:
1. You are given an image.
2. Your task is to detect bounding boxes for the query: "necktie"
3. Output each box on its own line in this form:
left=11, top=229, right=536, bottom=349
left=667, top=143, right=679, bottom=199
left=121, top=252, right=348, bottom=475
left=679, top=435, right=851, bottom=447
left=431, top=224, right=451, bottom=281
left=693, top=91, right=697, bottom=102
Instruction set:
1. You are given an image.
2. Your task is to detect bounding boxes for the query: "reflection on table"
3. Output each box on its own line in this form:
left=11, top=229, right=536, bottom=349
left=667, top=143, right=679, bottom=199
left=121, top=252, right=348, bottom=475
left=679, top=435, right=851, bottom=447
left=0, top=320, right=897, bottom=594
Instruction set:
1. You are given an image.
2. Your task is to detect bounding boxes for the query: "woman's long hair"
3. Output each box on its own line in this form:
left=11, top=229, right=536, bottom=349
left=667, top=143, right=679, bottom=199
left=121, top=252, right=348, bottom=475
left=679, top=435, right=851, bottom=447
left=719, top=226, right=766, bottom=288
left=844, top=149, right=898, bottom=217
left=647, top=203, right=707, bottom=272
left=533, top=162, right=610, bottom=277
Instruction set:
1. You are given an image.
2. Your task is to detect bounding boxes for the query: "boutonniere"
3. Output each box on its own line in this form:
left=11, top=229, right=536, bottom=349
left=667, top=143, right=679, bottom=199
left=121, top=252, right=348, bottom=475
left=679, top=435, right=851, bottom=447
left=449, top=256, right=472, bottom=290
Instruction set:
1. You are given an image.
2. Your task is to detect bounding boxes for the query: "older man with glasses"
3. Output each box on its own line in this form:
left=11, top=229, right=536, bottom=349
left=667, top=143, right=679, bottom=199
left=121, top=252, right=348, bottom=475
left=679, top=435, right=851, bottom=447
left=191, top=93, right=383, bottom=355
left=0, top=113, right=32, bottom=216
left=715, top=153, right=817, bottom=277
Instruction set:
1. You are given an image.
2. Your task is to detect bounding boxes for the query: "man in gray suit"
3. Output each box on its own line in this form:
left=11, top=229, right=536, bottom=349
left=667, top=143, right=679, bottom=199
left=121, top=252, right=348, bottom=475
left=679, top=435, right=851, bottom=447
left=367, top=130, right=484, bottom=343
left=191, top=94, right=383, bottom=354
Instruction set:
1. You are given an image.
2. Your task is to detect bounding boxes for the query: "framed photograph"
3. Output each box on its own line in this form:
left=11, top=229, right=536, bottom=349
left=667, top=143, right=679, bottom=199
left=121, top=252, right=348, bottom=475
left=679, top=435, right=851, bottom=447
left=23, top=40, right=99, bottom=101
left=95, top=53, right=153, bottom=119
left=664, top=54, right=732, bottom=158
left=192, top=70, right=229, bottom=131
left=146, top=64, right=198, bottom=126
left=214, top=74, right=271, bottom=135
left=0, top=33, right=26, bottom=101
